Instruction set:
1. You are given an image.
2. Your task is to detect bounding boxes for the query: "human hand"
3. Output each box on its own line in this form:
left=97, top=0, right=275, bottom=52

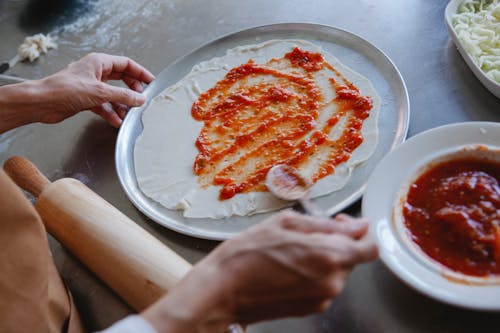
left=34, top=53, right=154, bottom=127
left=215, top=211, right=377, bottom=323
left=142, top=211, right=378, bottom=333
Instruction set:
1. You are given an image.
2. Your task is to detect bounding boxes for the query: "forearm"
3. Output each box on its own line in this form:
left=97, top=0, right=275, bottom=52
left=141, top=261, right=233, bottom=333
left=0, top=80, right=46, bottom=133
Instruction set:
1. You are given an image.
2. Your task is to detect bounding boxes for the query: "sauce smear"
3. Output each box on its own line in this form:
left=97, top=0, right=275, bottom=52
left=192, top=47, right=373, bottom=200
left=403, top=158, right=500, bottom=277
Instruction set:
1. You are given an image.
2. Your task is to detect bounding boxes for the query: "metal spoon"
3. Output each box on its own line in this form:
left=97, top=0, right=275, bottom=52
left=266, top=164, right=327, bottom=217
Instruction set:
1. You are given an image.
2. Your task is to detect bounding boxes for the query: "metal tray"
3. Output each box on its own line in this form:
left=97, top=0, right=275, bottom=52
left=115, top=23, right=410, bottom=240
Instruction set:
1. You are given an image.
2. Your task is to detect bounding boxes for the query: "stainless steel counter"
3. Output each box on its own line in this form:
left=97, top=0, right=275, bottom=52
left=1, top=0, right=500, bottom=332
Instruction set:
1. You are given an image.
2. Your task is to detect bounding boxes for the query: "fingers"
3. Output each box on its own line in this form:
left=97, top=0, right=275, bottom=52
left=262, top=210, right=377, bottom=267
left=333, top=213, right=367, bottom=223
left=349, top=232, right=379, bottom=263
left=123, top=76, right=145, bottom=92
left=332, top=214, right=371, bottom=239
left=278, top=210, right=368, bottom=239
left=91, top=101, right=132, bottom=127
left=291, top=229, right=377, bottom=272
left=91, top=103, right=123, bottom=128
left=111, top=102, right=129, bottom=119
left=53, top=53, right=151, bottom=123
left=101, top=84, right=146, bottom=107
left=95, top=53, right=155, bottom=83
left=325, top=232, right=378, bottom=267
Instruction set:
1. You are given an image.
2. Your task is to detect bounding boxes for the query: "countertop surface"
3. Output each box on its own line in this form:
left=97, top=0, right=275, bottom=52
left=1, top=0, right=500, bottom=332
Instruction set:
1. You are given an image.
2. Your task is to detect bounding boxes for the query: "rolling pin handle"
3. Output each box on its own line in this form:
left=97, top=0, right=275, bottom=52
left=3, top=156, right=51, bottom=197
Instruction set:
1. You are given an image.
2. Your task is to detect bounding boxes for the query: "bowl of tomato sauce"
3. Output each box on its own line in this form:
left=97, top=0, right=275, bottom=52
left=394, top=145, right=500, bottom=284
left=363, top=122, right=500, bottom=310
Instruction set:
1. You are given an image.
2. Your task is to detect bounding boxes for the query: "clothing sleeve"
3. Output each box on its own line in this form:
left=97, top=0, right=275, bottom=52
left=96, top=315, right=158, bottom=333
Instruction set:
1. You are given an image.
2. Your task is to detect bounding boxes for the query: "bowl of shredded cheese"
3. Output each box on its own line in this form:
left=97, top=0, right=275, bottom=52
left=445, top=0, right=500, bottom=98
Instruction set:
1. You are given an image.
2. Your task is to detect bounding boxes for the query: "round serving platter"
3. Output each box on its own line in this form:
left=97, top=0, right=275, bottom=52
left=116, top=23, right=410, bottom=240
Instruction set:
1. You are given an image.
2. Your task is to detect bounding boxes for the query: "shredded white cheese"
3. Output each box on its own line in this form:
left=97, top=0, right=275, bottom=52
left=452, top=0, right=500, bottom=83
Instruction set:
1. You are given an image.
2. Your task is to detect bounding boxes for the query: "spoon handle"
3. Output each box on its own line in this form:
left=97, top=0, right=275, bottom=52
left=299, top=198, right=329, bottom=218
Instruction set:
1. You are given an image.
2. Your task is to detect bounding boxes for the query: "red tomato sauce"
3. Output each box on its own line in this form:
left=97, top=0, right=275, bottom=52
left=191, top=47, right=373, bottom=200
left=403, top=158, right=500, bottom=276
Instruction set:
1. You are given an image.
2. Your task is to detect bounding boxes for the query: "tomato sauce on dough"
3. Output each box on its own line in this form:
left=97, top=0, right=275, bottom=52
left=403, top=158, right=500, bottom=276
left=191, top=47, right=373, bottom=200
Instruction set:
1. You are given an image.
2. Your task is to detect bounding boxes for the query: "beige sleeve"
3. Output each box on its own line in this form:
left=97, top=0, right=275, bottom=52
left=0, top=169, right=85, bottom=333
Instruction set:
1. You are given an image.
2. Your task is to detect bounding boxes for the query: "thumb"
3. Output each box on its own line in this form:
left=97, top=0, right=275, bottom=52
left=102, top=84, right=146, bottom=107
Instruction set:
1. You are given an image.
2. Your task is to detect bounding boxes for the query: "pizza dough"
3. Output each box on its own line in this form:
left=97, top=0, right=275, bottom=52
left=134, top=39, right=380, bottom=218
left=18, top=34, right=57, bottom=62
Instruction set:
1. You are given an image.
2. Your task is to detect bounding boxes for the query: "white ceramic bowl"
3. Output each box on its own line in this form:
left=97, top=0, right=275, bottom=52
left=393, top=145, right=500, bottom=285
left=363, top=122, right=500, bottom=310
left=445, top=0, right=500, bottom=99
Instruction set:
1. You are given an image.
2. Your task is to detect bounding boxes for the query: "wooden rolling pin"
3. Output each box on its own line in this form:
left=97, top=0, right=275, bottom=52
left=3, top=156, right=192, bottom=311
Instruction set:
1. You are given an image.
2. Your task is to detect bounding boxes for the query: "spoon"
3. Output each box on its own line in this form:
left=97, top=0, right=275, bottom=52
left=266, top=164, right=326, bottom=217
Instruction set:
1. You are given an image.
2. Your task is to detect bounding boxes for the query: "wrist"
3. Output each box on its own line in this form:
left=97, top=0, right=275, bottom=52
left=0, top=79, right=47, bottom=133
left=142, top=257, right=235, bottom=333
